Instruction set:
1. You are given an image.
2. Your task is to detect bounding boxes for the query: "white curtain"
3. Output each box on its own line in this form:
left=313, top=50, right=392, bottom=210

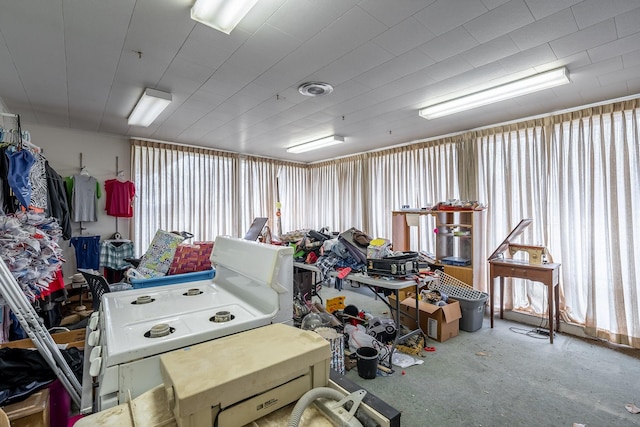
left=366, top=142, right=459, bottom=250
left=131, top=98, right=640, bottom=348
left=131, top=140, right=239, bottom=255
left=471, top=123, right=551, bottom=301
left=306, top=155, right=368, bottom=234
left=546, top=104, right=640, bottom=347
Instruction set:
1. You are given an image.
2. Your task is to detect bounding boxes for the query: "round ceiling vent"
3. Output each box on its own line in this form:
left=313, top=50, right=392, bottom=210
left=298, top=82, right=334, bottom=97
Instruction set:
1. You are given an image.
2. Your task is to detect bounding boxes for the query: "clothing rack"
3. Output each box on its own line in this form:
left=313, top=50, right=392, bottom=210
left=0, top=258, right=82, bottom=407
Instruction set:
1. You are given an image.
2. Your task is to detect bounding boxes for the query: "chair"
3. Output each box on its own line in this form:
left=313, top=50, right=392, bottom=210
left=79, top=270, right=111, bottom=311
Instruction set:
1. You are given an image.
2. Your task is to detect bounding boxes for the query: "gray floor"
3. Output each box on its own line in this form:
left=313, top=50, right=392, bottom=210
left=318, top=284, right=640, bottom=427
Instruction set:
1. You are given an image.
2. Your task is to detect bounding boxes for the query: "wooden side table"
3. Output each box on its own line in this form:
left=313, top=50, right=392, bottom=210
left=489, top=260, right=561, bottom=343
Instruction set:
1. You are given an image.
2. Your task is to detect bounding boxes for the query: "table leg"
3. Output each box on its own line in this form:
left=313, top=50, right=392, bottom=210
left=548, top=281, right=554, bottom=344
left=555, top=282, right=560, bottom=332
left=490, top=276, right=495, bottom=328
left=499, top=276, right=505, bottom=319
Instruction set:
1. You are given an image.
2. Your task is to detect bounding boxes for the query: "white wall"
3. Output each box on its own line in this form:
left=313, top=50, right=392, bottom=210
left=24, top=122, right=131, bottom=278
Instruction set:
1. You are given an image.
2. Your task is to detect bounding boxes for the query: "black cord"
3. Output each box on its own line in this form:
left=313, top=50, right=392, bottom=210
left=508, top=325, right=549, bottom=339
left=507, top=285, right=555, bottom=339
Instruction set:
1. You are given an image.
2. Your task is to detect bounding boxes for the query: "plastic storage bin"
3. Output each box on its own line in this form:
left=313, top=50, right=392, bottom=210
left=130, top=269, right=215, bottom=289
left=428, top=272, right=488, bottom=332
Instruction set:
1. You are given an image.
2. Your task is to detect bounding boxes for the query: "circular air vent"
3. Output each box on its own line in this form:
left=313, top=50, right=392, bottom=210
left=298, top=82, right=334, bottom=97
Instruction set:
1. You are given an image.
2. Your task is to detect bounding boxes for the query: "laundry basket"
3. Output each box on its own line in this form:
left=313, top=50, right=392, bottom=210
left=427, top=272, right=488, bottom=332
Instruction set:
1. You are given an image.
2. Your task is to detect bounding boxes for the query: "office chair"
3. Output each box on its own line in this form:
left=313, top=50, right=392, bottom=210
left=79, top=270, right=111, bottom=311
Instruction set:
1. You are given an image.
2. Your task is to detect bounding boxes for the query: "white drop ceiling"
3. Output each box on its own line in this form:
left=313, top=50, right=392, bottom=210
left=1, top=0, right=639, bottom=163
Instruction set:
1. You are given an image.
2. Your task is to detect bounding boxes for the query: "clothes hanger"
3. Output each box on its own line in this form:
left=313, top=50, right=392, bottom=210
left=80, top=166, right=90, bottom=176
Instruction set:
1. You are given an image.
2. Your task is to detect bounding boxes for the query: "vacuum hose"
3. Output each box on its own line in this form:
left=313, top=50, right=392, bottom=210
left=287, top=387, right=346, bottom=427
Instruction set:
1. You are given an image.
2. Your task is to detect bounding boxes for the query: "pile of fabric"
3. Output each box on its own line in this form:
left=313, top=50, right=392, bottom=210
left=0, top=212, right=64, bottom=302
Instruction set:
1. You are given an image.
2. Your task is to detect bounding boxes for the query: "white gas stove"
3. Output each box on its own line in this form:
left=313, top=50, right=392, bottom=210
left=82, top=236, right=294, bottom=412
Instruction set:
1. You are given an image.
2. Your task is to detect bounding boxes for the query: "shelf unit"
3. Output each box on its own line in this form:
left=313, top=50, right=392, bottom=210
left=391, top=209, right=486, bottom=289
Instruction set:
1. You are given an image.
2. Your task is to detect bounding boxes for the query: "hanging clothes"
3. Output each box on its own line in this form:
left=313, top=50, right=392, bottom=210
left=104, top=179, right=135, bottom=217
left=44, top=160, right=71, bottom=240
left=27, top=152, right=48, bottom=211
left=5, top=149, right=35, bottom=209
left=0, top=147, right=16, bottom=214
left=69, top=235, right=101, bottom=270
left=100, top=240, right=134, bottom=270
left=69, top=174, right=100, bottom=222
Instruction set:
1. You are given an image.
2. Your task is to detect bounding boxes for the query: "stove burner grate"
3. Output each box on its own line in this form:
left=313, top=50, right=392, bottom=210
left=210, top=310, right=235, bottom=323
left=132, top=295, right=155, bottom=305
left=144, top=323, right=175, bottom=338
left=183, top=288, right=203, bottom=296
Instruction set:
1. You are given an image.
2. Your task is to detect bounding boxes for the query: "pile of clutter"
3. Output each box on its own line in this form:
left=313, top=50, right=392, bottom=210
left=297, top=301, right=392, bottom=374
left=0, top=212, right=64, bottom=302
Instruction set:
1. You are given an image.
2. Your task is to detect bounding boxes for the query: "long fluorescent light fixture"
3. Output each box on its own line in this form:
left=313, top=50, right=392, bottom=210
left=191, top=0, right=259, bottom=34
left=128, top=88, right=172, bottom=127
left=419, top=67, right=571, bottom=120
left=287, top=135, right=345, bottom=154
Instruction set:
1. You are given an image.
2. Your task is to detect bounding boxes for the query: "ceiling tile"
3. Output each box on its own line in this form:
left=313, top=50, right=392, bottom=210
left=462, top=35, right=520, bottom=68
left=570, top=56, right=624, bottom=83
left=598, top=62, right=640, bottom=87
left=621, top=50, right=640, bottom=68
left=418, top=27, right=479, bottom=61
left=614, top=6, right=640, bottom=38
left=373, top=17, right=436, bottom=56
left=549, top=18, right=617, bottom=59
left=414, top=0, right=488, bottom=36
left=0, top=2, right=68, bottom=121
left=571, top=0, right=640, bottom=30
left=523, top=0, right=582, bottom=20
left=499, top=44, right=558, bottom=74
left=579, top=80, right=631, bottom=103
left=357, top=49, right=435, bottom=89
left=481, top=0, right=511, bottom=9
left=266, top=0, right=347, bottom=41
left=464, top=0, right=534, bottom=44
left=420, top=56, right=475, bottom=83
left=313, top=42, right=393, bottom=87
left=509, top=8, right=578, bottom=51
left=269, top=7, right=387, bottom=81
left=588, top=32, right=640, bottom=63
left=359, top=0, right=434, bottom=27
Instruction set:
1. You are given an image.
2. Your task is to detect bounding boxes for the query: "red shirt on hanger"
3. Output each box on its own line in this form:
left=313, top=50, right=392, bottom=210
left=104, top=179, right=135, bottom=217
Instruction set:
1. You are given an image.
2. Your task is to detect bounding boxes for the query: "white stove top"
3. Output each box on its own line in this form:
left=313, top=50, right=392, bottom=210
left=101, top=278, right=273, bottom=367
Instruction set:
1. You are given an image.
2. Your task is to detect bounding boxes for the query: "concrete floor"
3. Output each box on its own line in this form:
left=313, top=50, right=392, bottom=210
left=320, top=284, right=640, bottom=427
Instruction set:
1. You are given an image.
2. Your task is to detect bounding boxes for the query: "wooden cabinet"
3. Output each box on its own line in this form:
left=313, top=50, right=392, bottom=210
left=391, top=209, right=486, bottom=289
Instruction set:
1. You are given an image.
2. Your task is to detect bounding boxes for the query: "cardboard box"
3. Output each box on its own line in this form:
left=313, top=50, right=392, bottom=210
left=0, top=329, right=86, bottom=349
left=389, top=294, right=461, bottom=342
left=397, top=285, right=417, bottom=301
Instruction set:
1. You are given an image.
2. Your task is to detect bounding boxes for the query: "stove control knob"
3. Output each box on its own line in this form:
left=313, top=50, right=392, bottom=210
left=89, top=346, right=102, bottom=363
left=89, top=315, right=100, bottom=331
left=88, top=330, right=101, bottom=346
left=89, top=357, right=102, bottom=377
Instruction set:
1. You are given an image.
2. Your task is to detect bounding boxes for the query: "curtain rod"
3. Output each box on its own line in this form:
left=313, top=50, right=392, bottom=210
left=0, top=112, right=18, bottom=118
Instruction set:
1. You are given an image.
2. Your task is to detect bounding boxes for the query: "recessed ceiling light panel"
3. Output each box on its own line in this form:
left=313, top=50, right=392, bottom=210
left=298, top=82, right=334, bottom=97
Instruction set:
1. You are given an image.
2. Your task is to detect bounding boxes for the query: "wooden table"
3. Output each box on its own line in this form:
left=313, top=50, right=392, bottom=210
left=489, top=260, right=561, bottom=343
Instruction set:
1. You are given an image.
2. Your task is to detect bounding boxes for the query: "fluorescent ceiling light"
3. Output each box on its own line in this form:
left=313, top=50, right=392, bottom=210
left=419, top=67, right=571, bottom=120
left=191, top=0, right=259, bottom=34
left=287, top=135, right=345, bottom=154
left=128, top=88, right=172, bottom=127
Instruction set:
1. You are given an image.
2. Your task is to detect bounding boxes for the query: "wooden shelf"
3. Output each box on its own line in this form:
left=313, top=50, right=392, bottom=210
left=392, top=209, right=486, bottom=288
